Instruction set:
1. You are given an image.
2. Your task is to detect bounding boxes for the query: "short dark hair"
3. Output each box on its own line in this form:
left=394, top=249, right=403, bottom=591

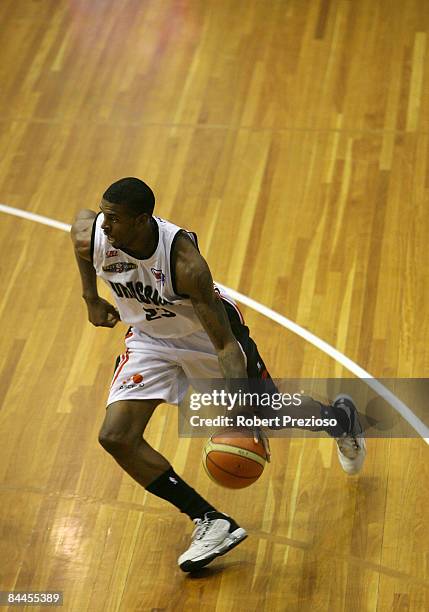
left=103, top=177, right=155, bottom=216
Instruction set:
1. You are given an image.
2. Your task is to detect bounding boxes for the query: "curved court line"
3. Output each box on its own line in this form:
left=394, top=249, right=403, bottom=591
left=0, top=203, right=71, bottom=232
left=2, top=202, right=429, bottom=444
left=217, top=284, right=429, bottom=443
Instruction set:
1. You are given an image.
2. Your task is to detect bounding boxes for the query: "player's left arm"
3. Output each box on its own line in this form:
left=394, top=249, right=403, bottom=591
left=174, top=233, right=271, bottom=458
left=174, top=233, right=247, bottom=383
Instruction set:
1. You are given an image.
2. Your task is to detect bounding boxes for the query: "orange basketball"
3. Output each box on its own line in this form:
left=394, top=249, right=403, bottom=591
left=202, top=430, right=267, bottom=489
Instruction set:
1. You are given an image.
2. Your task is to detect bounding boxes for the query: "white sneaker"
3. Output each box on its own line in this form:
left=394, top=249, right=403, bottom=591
left=333, top=394, right=367, bottom=475
left=178, top=512, right=247, bottom=572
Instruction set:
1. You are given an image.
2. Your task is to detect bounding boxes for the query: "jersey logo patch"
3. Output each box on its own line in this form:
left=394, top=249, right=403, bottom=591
left=151, top=268, right=166, bottom=285
left=103, top=262, right=138, bottom=273
left=106, top=250, right=118, bottom=258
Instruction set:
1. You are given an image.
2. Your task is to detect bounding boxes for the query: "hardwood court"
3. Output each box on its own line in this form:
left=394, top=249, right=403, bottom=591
left=1, top=0, right=429, bottom=610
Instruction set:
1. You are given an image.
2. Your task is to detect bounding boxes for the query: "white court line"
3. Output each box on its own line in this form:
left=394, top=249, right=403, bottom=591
left=2, top=202, right=429, bottom=444
left=0, top=203, right=72, bottom=232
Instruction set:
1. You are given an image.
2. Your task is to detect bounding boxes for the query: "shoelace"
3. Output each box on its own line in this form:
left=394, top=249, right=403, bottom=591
left=338, top=436, right=360, bottom=457
left=192, top=517, right=211, bottom=541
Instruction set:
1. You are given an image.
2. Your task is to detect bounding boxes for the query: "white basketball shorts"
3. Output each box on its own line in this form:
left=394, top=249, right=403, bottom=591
left=107, top=299, right=276, bottom=407
left=108, top=326, right=229, bottom=406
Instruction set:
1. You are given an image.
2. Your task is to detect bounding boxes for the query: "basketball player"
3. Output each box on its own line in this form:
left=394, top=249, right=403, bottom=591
left=71, top=177, right=366, bottom=572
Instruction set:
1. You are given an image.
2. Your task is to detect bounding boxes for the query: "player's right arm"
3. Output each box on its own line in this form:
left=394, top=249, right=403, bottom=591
left=70, top=210, right=120, bottom=328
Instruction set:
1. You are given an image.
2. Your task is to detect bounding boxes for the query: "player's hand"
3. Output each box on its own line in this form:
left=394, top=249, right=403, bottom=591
left=253, top=426, right=271, bottom=463
left=228, top=409, right=271, bottom=463
left=84, top=296, right=120, bottom=328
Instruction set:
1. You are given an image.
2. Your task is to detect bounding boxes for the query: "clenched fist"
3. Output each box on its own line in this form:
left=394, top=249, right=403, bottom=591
left=84, top=296, right=120, bottom=328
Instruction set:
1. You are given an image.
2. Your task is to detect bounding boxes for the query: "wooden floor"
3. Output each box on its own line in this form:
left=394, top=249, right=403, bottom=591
left=1, top=0, right=429, bottom=610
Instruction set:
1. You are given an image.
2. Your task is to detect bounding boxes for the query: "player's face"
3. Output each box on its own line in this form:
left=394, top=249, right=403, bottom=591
left=99, top=199, right=140, bottom=249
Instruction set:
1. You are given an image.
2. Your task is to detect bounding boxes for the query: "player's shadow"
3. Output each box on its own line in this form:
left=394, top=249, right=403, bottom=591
left=186, top=560, right=249, bottom=579
left=362, top=396, right=399, bottom=432
left=325, top=380, right=404, bottom=437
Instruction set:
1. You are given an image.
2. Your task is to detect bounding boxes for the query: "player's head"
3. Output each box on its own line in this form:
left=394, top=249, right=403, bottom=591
left=100, top=177, right=155, bottom=249
left=103, top=177, right=155, bottom=216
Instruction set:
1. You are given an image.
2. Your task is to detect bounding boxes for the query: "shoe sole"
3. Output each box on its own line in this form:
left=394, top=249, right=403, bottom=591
left=179, top=528, right=248, bottom=573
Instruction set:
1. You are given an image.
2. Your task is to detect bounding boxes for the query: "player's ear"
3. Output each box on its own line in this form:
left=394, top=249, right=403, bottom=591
left=135, top=212, right=150, bottom=226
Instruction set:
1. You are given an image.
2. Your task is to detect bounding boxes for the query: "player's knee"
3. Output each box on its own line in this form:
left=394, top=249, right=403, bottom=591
left=98, top=428, right=135, bottom=455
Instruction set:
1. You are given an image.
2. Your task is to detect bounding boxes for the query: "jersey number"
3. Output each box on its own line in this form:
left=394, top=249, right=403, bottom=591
left=143, top=307, right=176, bottom=321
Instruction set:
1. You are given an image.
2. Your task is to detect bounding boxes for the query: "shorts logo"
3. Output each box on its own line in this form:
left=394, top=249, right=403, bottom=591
left=151, top=268, right=166, bottom=285
left=119, top=373, right=145, bottom=390
left=106, top=250, right=118, bottom=258
left=103, top=262, right=138, bottom=273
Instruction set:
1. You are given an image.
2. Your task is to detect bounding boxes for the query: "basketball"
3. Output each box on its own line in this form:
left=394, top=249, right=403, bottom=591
left=202, top=430, right=267, bottom=489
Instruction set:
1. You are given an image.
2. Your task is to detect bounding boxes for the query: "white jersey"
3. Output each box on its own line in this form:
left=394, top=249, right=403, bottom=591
left=91, top=214, right=228, bottom=338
